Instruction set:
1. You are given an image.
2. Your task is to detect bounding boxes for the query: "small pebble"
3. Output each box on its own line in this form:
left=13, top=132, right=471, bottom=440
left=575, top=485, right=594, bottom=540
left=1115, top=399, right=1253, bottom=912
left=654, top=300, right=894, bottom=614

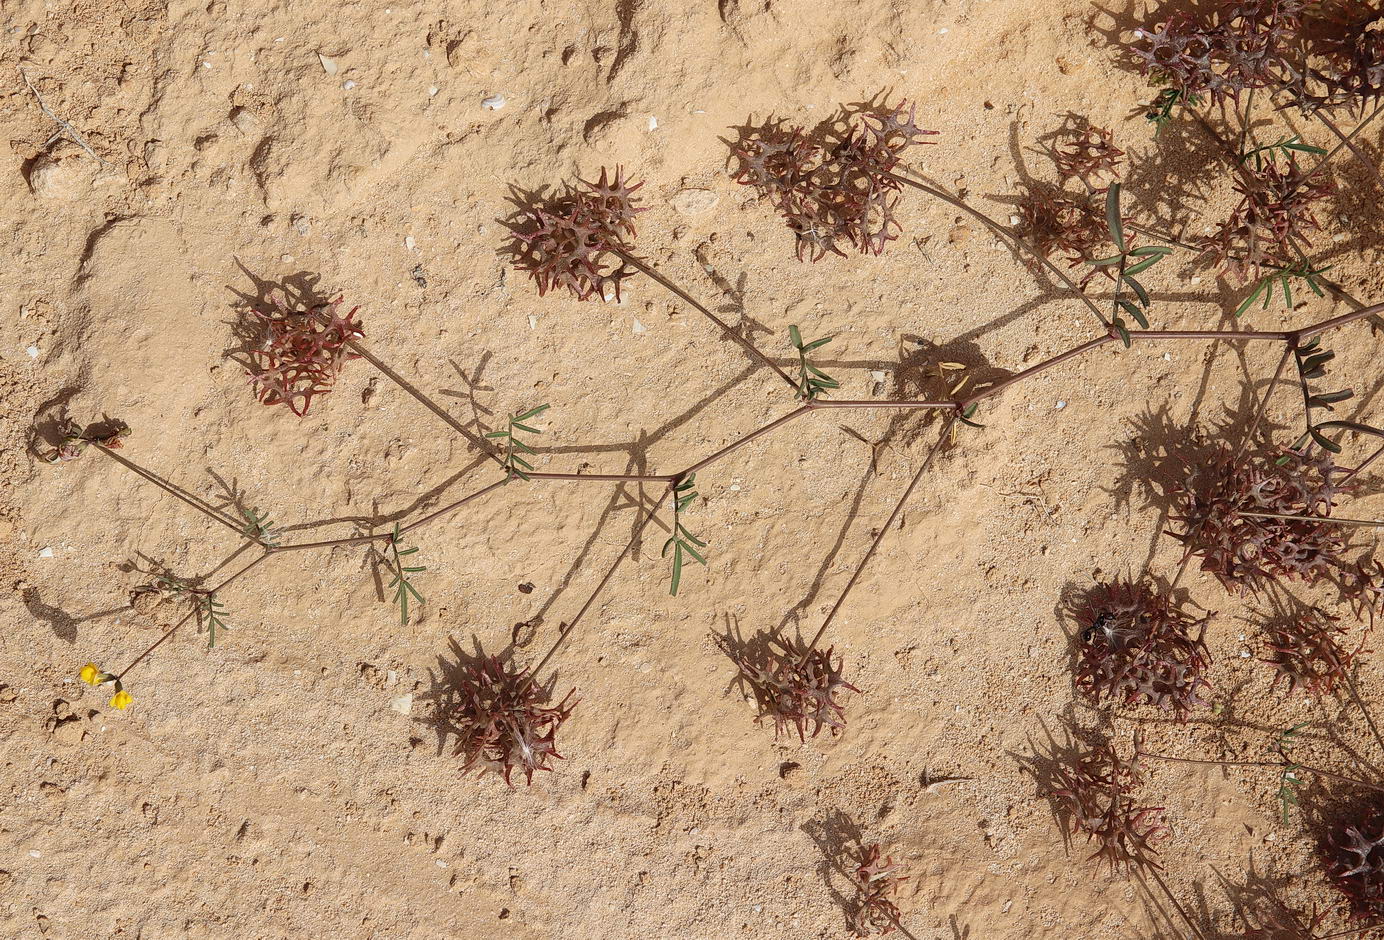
left=939, top=27, right=949, bottom=34
left=632, top=318, right=648, bottom=334
left=482, top=93, right=506, bottom=111
left=428, top=86, right=438, bottom=97
left=38, top=547, right=54, bottom=559
left=27, top=345, right=39, bottom=358
left=404, top=235, right=416, bottom=252
left=30, top=850, right=40, bottom=858
left=648, top=116, right=658, bottom=131
left=343, top=80, right=356, bottom=90
left=318, top=53, right=338, bottom=76
left=527, top=315, right=538, bottom=329
left=390, top=693, right=414, bottom=715
left=1055, top=400, right=1066, bottom=410
left=1009, top=215, right=1021, bottom=225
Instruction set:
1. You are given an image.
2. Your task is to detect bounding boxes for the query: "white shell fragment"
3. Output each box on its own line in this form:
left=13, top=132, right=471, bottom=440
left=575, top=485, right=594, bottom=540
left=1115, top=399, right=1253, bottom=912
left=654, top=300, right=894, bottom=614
left=481, top=93, right=506, bottom=111
left=318, top=53, right=338, bottom=75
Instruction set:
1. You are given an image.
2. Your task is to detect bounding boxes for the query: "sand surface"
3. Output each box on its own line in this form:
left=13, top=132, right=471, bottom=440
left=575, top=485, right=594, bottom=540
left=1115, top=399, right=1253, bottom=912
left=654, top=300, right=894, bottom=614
left=4, top=0, right=1384, bottom=937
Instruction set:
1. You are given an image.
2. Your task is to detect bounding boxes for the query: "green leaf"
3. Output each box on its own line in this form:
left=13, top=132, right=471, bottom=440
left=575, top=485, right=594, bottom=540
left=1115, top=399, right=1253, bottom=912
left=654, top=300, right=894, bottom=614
left=788, top=324, right=803, bottom=349
left=514, top=404, right=550, bottom=421
left=1112, top=317, right=1131, bottom=349
left=802, top=336, right=833, bottom=351
left=1310, top=427, right=1344, bottom=453
left=1118, top=300, right=1149, bottom=329
left=511, top=422, right=541, bottom=434
left=1315, top=420, right=1384, bottom=440
left=485, top=430, right=509, bottom=438
left=1123, top=255, right=1163, bottom=276
left=669, top=544, right=684, bottom=596
left=1105, top=183, right=1125, bottom=252
left=680, top=529, right=707, bottom=547
left=957, top=403, right=985, bottom=429
left=1122, top=274, right=1150, bottom=307
left=1284, top=141, right=1327, bottom=155
left=1089, top=255, right=1125, bottom=267
left=680, top=541, right=707, bottom=565
left=1235, top=280, right=1267, bottom=318
left=1130, top=246, right=1171, bottom=257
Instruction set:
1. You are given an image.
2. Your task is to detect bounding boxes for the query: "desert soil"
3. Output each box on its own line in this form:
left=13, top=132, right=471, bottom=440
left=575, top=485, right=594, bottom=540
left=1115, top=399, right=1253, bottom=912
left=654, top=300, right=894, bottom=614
left=3, top=0, right=1384, bottom=937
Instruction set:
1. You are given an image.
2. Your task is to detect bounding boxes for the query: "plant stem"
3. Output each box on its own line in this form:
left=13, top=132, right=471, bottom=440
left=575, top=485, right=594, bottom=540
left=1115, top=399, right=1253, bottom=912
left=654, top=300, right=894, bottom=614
left=1237, top=511, right=1384, bottom=528
left=1140, top=751, right=1384, bottom=793
left=801, top=416, right=955, bottom=663
left=614, top=250, right=800, bottom=393
left=1236, top=345, right=1294, bottom=460
left=116, top=549, right=274, bottom=679
left=521, top=485, right=673, bottom=692
left=92, top=444, right=267, bottom=547
left=885, top=169, right=1112, bottom=330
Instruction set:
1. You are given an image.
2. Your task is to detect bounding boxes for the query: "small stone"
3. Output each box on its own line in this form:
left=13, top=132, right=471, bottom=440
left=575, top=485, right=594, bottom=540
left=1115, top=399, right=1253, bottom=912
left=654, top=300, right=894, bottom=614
left=405, top=235, right=416, bottom=252
left=27, top=346, right=39, bottom=358
left=318, top=53, right=338, bottom=75
left=632, top=318, right=648, bottom=334
left=38, top=547, right=54, bottom=559
left=428, top=86, right=438, bottom=97
left=482, top=93, right=506, bottom=111
left=29, top=850, right=41, bottom=859
left=1055, top=401, right=1066, bottom=410
left=671, top=188, right=718, bottom=216
left=390, top=693, right=414, bottom=716
left=648, top=116, right=658, bottom=131
left=342, top=80, right=356, bottom=90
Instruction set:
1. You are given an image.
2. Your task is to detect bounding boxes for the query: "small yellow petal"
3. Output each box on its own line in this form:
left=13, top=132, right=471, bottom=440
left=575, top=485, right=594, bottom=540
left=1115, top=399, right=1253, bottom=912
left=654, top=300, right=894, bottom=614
left=80, top=663, right=102, bottom=686
left=109, top=690, right=133, bottom=710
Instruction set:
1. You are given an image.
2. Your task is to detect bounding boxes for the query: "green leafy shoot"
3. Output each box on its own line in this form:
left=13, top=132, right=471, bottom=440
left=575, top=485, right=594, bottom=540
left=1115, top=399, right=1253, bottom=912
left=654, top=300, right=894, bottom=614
left=1274, top=722, right=1309, bottom=824
left=241, top=506, right=280, bottom=547
left=487, top=404, right=550, bottom=481
left=386, top=523, right=426, bottom=625
left=1287, top=337, right=1367, bottom=456
left=1088, top=184, right=1171, bottom=343
left=956, top=402, right=984, bottom=430
left=788, top=325, right=840, bottom=401
left=1239, top=134, right=1327, bottom=171
left=662, top=474, right=707, bottom=596
left=1235, top=260, right=1332, bottom=318
left=198, top=592, right=230, bottom=649
left=1143, top=87, right=1199, bottom=134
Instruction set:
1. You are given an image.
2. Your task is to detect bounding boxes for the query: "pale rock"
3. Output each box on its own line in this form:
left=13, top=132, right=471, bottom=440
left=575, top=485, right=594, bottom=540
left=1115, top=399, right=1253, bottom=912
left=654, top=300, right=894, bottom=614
left=390, top=693, right=413, bottom=715
left=671, top=188, right=718, bottom=216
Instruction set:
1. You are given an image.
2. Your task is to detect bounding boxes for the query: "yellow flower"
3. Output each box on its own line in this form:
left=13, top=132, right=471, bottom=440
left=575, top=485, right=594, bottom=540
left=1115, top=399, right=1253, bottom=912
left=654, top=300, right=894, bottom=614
left=109, top=689, right=133, bottom=710
left=80, top=663, right=105, bottom=686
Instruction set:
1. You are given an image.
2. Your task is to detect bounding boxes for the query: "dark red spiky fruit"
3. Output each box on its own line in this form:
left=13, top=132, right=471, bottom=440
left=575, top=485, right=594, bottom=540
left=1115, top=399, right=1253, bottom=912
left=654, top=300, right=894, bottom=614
left=1053, top=123, right=1125, bottom=187
left=1264, top=606, right=1368, bottom=696
left=1172, top=447, right=1350, bottom=594
left=1324, top=798, right=1384, bottom=923
left=1048, top=736, right=1168, bottom=872
left=729, top=99, right=936, bottom=261
left=850, top=843, right=907, bottom=936
left=442, top=655, right=576, bottom=786
left=1074, top=579, right=1213, bottom=719
left=246, top=295, right=362, bottom=417
left=512, top=166, right=646, bottom=302
left=723, top=633, right=859, bottom=739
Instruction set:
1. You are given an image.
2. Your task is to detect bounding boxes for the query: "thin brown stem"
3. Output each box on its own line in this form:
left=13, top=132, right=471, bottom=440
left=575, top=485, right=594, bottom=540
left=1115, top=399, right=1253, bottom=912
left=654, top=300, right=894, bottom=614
left=1144, top=867, right=1209, bottom=940
left=1341, top=669, right=1384, bottom=764
left=1236, top=345, right=1294, bottom=459
left=1312, top=109, right=1384, bottom=195
left=616, top=251, right=800, bottom=393
left=1344, top=442, right=1384, bottom=483
left=885, top=169, right=1111, bottom=330
left=1238, top=511, right=1384, bottom=528
left=398, top=478, right=509, bottom=536
left=116, top=550, right=276, bottom=679
left=523, top=485, right=673, bottom=689
left=963, top=336, right=1116, bottom=408
left=92, top=444, right=264, bottom=546
left=678, top=405, right=813, bottom=477
left=801, top=416, right=955, bottom=662
left=1140, top=751, right=1384, bottom=793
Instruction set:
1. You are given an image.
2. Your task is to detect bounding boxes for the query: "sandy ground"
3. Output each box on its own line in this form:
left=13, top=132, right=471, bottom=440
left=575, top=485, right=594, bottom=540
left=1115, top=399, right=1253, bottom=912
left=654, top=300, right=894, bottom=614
left=4, top=0, right=1384, bottom=937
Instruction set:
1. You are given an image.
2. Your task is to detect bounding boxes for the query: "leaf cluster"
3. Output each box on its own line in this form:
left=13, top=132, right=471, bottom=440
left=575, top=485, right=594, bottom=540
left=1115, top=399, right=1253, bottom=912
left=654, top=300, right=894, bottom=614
left=1323, top=796, right=1384, bottom=922
left=663, top=474, right=707, bottom=596
left=512, top=167, right=646, bottom=302
left=728, top=99, right=936, bottom=260
left=722, top=633, right=859, bottom=740
left=386, top=524, right=425, bottom=625
left=439, top=653, right=577, bottom=787
left=1047, top=735, right=1169, bottom=873
left=246, top=295, right=363, bottom=417
left=487, top=404, right=549, bottom=481
left=788, top=325, right=839, bottom=400
left=1073, top=578, right=1213, bottom=719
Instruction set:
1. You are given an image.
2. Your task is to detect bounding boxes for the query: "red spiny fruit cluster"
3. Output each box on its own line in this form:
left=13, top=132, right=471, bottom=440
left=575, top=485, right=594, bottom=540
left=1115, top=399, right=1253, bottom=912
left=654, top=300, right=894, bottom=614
left=1196, top=159, right=1334, bottom=284
left=725, top=634, right=858, bottom=739
left=246, top=295, right=362, bottom=417
left=1129, top=2, right=1306, bottom=103
left=1074, top=579, right=1213, bottom=719
left=1324, top=798, right=1384, bottom=922
left=512, top=167, right=646, bottom=302
left=1049, top=737, right=1168, bottom=872
left=729, top=100, right=936, bottom=261
left=1302, top=3, right=1384, bottom=110
left=441, top=655, right=576, bottom=787
left=1172, top=448, right=1350, bottom=593
left=1264, top=606, right=1367, bottom=696
left=850, top=843, right=907, bottom=936
left=1053, top=123, right=1125, bottom=188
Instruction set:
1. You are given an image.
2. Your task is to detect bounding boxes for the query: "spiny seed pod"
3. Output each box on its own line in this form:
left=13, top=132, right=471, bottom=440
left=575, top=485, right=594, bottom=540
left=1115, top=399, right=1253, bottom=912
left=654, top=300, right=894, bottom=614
left=1264, top=606, right=1366, bottom=696
left=1323, top=798, right=1384, bottom=922
left=512, top=166, right=646, bottom=302
left=1053, top=123, right=1125, bottom=187
left=1073, top=579, right=1213, bottom=719
left=440, top=654, right=577, bottom=787
left=246, top=295, right=362, bottom=417
left=721, top=633, right=859, bottom=739
left=1047, top=735, right=1168, bottom=873
left=728, top=99, right=936, bottom=261
left=851, top=843, right=907, bottom=936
